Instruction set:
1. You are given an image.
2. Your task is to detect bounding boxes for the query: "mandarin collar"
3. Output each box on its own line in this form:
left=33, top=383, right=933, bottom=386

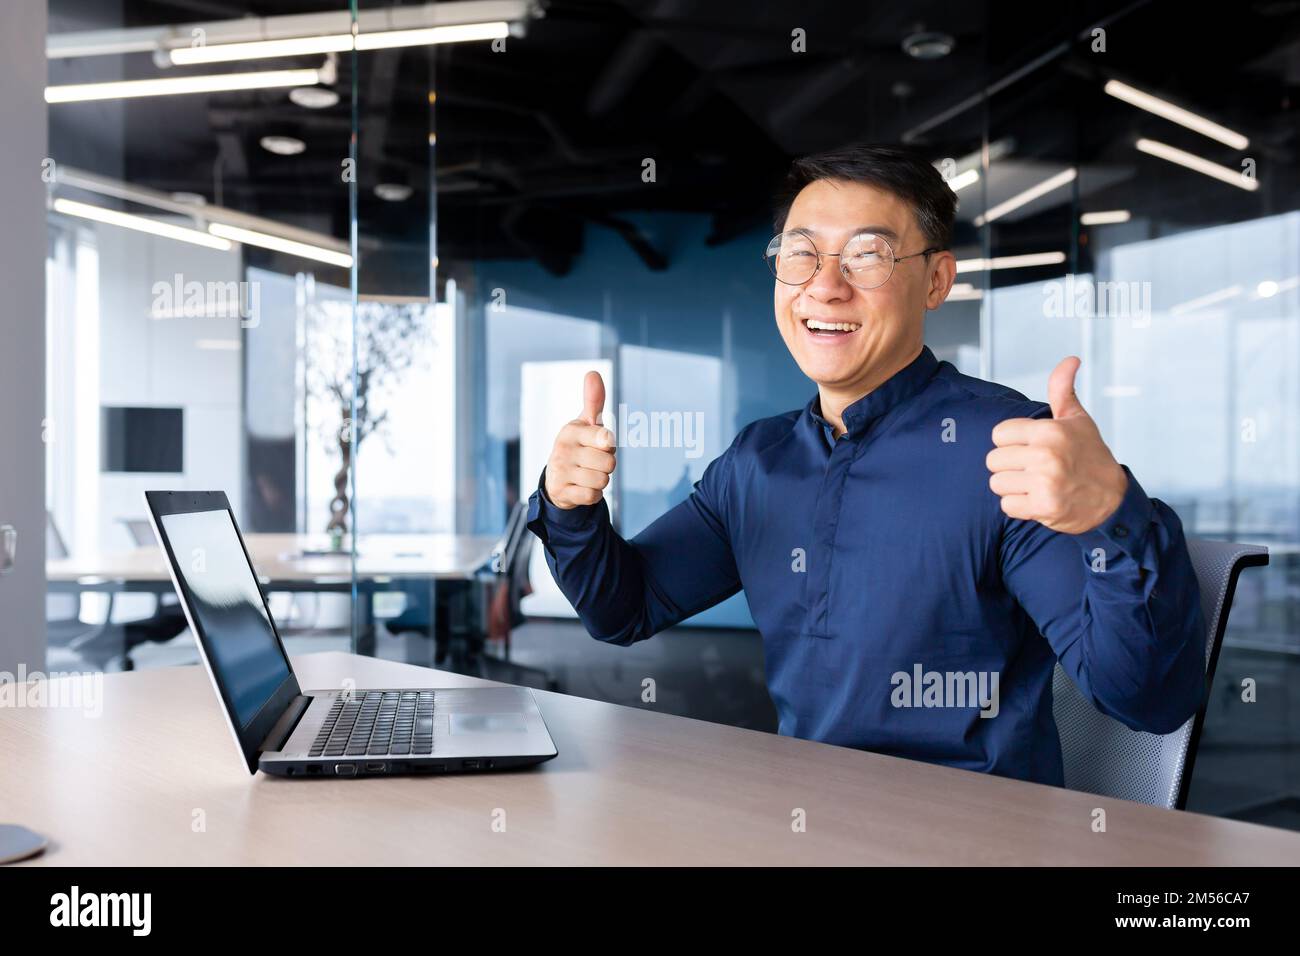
left=806, top=345, right=940, bottom=438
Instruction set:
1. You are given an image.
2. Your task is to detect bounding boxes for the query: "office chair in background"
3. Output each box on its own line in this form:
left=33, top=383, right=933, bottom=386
left=1052, top=538, right=1269, bottom=810
left=45, top=511, right=190, bottom=670
left=472, top=499, right=558, bottom=690
left=45, top=511, right=116, bottom=658
left=386, top=501, right=557, bottom=691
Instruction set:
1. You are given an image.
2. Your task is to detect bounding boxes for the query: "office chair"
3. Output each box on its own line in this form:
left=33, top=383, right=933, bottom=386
left=1052, top=538, right=1269, bottom=810
left=468, top=500, right=559, bottom=690
left=45, top=511, right=115, bottom=651
left=386, top=502, right=557, bottom=691
left=48, top=512, right=190, bottom=670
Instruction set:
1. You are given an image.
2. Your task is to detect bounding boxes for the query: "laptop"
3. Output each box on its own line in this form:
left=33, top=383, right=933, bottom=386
left=144, top=490, right=558, bottom=777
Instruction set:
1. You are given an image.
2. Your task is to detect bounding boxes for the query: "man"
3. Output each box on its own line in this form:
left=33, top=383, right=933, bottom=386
left=525, top=144, right=1205, bottom=786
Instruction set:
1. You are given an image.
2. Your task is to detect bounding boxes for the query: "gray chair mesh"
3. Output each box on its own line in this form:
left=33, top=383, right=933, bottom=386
left=1052, top=538, right=1268, bottom=809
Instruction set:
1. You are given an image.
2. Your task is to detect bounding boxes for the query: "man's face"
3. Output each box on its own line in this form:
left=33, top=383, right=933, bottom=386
left=774, top=178, right=954, bottom=394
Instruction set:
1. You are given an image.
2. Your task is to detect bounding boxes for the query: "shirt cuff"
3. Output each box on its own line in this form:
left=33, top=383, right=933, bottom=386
left=525, top=467, right=603, bottom=534
left=1073, top=464, right=1155, bottom=568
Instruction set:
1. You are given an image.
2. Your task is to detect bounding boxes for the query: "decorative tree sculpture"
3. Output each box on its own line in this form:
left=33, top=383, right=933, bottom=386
left=305, top=299, right=428, bottom=535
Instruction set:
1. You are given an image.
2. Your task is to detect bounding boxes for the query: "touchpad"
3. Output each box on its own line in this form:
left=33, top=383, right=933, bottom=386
left=449, top=713, right=528, bottom=734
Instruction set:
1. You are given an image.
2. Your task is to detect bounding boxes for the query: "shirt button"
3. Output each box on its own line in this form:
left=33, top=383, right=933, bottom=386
left=1113, top=524, right=1129, bottom=538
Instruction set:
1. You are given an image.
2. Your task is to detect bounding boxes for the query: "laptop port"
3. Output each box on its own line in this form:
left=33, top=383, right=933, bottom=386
left=463, top=759, right=480, bottom=770
left=365, top=762, right=386, bottom=773
left=306, top=764, right=322, bottom=775
left=334, top=763, right=357, bottom=776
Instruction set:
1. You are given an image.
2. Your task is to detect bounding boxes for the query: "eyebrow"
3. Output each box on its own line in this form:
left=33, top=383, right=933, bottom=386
left=788, top=225, right=902, bottom=244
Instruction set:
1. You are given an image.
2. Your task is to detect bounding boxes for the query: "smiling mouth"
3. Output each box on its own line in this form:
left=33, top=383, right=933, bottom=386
left=802, top=317, right=862, bottom=336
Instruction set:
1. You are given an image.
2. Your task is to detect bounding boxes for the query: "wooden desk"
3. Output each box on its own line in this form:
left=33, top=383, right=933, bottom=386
left=5, top=652, right=1300, bottom=865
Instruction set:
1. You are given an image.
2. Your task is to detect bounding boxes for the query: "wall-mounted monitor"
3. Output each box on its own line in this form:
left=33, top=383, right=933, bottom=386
left=101, top=406, right=184, bottom=474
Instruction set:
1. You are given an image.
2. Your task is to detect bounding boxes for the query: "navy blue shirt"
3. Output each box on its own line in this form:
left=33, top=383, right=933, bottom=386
left=527, top=346, right=1206, bottom=785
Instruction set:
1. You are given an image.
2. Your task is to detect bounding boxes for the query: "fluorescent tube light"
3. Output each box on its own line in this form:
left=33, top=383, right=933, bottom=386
left=53, top=198, right=233, bottom=250
left=946, top=282, right=983, bottom=301
left=356, top=21, right=509, bottom=50
left=46, top=67, right=321, bottom=102
left=1104, top=80, right=1248, bottom=150
left=1135, top=138, right=1259, bottom=191
left=169, top=35, right=353, bottom=64
left=955, top=251, right=1067, bottom=273
left=1080, top=210, right=1131, bottom=226
left=208, top=223, right=353, bottom=268
left=169, top=21, right=508, bottom=65
left=946, top=168, right=979, bottom=192
left=974, top=168, right=1076, bottom=227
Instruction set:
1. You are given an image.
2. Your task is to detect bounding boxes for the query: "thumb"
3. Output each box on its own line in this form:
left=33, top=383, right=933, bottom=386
left=1047, top=356, right=1086, bottom=420
left=580, top=370, right=606, bottom=426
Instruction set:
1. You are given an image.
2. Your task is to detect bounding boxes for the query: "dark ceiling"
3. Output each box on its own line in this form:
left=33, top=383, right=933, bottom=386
left=47, top=0, right=1300, bottom=290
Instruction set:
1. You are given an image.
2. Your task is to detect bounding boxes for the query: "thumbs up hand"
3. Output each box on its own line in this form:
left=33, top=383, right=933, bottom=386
left=544, top=371, right=618, bottom=510
left=986, top=357, right=1128, bottom=534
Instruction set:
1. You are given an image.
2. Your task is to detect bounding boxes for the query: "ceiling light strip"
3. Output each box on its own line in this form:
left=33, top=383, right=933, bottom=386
left=1104, top=80, right=1248, bottom=150
left=974, top=168, right=1077, bottom=227
left=208, top=223, right=353, bottom=267
left=1135, top=138, right=1259, bottom=191
left=52, top=198, right=233, bottom=250
left=45, top=67, right=321, bottom=103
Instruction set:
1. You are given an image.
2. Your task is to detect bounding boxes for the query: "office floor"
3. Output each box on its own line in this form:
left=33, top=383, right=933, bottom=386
left=47, top=616, right=1300, bottom=831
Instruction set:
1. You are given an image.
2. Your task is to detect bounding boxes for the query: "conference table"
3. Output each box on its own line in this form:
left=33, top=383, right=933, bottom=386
left=46, top=533, right=501, bottom=657
left=46, top=532, right=500, bottom=586
left=3, top=651, right=1300, bottom=865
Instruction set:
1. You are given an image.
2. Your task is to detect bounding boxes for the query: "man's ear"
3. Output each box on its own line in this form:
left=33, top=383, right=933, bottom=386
left=926, top=251, right=958, bottom=310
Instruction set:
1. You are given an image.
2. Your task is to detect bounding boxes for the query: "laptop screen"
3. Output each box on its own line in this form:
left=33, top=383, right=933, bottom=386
left=159, top=508, right=292, bottom=728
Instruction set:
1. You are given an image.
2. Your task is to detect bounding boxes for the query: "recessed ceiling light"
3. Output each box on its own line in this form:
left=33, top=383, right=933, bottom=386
left=260, top=135, right=306, bottom=156
left=289, top=86, right=339, bottom=110
left=902, top=30, right=955, bottom=60
left=374, top=183, right=413, bottom=202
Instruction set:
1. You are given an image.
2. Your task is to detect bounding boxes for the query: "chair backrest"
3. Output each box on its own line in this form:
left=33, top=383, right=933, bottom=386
left=119, top=517, right=157, bottom=547
left=46, top=510, right=69, bottom=560
left=487, top=500, right=535, bottom=627
left=1052, top=538, right=1268, bottom=809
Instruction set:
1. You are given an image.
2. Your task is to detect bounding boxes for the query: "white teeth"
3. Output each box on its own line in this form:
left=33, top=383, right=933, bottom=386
left=805, top=319, right=860, bottom=332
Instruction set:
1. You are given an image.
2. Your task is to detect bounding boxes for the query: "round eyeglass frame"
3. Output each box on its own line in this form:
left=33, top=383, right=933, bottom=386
left=764, top=231, right=940, bottom=290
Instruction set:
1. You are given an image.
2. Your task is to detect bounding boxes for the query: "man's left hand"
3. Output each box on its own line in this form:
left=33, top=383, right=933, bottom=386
left=986, top=356, right=1129, bottom=535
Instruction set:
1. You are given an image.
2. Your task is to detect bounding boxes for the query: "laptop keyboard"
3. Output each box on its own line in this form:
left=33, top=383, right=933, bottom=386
left=309, top=690, right=435, bottom=758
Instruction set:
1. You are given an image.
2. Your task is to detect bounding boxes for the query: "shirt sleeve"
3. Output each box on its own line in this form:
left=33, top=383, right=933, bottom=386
left=524, top=437, right=744, bottom=645
left=999, top=433, right=1208, bottom=735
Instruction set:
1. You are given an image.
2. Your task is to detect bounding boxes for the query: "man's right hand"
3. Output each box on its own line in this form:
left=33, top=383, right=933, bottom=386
left=543, top=371, right=617, bottom=509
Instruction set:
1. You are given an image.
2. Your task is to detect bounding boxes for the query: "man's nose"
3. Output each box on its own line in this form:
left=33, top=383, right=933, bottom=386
left=804, top=255, right=854, bottom=302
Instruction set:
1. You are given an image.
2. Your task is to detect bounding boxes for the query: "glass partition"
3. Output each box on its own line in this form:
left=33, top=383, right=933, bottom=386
left=45, top=0, right=355, bottom=670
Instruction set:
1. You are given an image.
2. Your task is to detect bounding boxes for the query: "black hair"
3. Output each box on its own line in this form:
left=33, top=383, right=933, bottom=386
left=773, top=143, right=956, bottom=251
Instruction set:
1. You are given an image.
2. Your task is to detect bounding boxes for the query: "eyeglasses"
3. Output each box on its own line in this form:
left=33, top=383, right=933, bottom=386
left=764, top=231, right=940, bottom=290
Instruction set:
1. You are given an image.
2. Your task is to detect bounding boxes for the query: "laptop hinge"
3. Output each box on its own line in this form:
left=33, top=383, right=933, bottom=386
left=260, top=694, right=314, bottom=754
